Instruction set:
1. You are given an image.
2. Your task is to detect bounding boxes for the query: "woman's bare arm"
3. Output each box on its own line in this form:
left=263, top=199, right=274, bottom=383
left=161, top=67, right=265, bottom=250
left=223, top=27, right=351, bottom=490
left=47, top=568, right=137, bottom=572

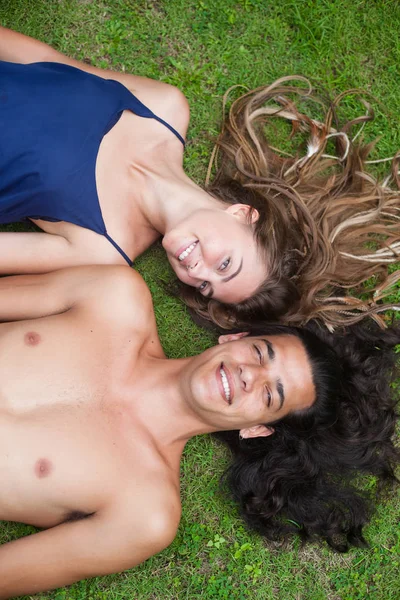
left=0, top=265, right=149, bottom=323
left=0, top=230, right=124, bottom=276
left=0, top=26, right=189, bottom=139
left=0, top=231, right=78, bottom=275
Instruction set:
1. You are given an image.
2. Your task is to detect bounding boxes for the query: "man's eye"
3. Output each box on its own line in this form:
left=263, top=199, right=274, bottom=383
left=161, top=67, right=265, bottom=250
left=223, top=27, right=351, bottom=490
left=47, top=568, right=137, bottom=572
left=253, top=344, right=262, bottom=364
left=219, top=258, right=230, bottom=271
left=199, top=281, right=208, bottom=292
left=265, top=387, right=272, bottom=407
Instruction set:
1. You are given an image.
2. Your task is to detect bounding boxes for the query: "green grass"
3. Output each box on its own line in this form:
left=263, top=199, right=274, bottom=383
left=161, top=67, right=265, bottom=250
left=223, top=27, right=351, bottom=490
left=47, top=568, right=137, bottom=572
left=1, top=0, right=400, bottom=598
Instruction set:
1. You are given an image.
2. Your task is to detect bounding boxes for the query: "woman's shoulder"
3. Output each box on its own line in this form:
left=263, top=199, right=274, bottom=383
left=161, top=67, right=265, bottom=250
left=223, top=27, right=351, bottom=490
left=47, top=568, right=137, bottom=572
left=126, top=79, right=190, bottom=143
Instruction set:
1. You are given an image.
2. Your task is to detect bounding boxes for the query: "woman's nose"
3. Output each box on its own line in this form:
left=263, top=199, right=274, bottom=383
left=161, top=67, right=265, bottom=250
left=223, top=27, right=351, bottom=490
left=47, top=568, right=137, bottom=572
left=187, top=261, right=207, bottom=280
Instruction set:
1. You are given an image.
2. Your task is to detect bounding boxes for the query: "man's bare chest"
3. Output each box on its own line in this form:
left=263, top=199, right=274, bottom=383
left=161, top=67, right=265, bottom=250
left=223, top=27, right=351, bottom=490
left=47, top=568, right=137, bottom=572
left=0, top=310, right=170, bottom=527
left=0, top=371, right=157, bottom=529
left=0, top=402, right=165, bottom=530
left=0, top=315, right=127, bottom=414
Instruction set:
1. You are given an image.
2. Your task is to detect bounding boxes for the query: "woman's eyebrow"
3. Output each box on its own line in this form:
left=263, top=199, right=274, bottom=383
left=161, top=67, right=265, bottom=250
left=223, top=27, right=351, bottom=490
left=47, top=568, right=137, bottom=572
left=222, top=259, right=243, bottom=283
left=205, top=287, right=214, bottom=298
left=205, top=259, right=244, bottom=297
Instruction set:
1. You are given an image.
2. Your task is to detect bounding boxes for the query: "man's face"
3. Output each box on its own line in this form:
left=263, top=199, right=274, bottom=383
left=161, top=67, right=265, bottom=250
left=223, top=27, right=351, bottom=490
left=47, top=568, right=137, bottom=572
left=183, top=333, right=315, bottom=437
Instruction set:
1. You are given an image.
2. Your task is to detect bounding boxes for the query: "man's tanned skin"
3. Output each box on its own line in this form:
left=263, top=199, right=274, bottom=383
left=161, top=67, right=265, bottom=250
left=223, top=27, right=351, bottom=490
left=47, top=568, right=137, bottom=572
left=0, top=266, right=314, bottom=598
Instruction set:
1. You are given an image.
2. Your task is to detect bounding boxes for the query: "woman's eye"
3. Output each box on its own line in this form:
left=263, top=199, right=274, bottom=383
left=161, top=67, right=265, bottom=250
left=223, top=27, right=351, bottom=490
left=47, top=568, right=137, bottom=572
left=266, top=388, right=272, bottom=407
left=199, top=281, right=208, bottom=292
left=253, top=344, right=262, bottom=364
left=219, top=258, right=231, bottom=271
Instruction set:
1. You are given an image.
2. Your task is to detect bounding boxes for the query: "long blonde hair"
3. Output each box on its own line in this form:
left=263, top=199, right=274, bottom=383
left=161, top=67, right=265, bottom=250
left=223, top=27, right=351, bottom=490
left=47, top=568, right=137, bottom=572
left=180, top=77, right=400, bottom=330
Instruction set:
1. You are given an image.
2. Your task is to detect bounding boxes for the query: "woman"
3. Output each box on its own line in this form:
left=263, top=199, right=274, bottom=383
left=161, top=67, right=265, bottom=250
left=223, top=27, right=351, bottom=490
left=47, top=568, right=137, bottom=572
left=1, top=26, right=399, bottom=330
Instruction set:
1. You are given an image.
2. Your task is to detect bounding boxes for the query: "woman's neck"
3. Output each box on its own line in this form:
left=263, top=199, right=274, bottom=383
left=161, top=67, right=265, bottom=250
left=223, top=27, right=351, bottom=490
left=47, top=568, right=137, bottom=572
left=135, top=162, right=222, bottom=235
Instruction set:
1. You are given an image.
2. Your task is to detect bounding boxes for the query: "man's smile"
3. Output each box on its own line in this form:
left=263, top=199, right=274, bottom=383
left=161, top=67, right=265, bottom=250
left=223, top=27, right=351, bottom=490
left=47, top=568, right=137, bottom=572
left=217, top=363, right=233, bottom=404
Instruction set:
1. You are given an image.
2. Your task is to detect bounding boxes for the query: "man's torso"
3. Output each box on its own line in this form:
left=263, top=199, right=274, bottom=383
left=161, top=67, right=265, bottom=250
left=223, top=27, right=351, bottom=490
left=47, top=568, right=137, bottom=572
left=0, top=288, right=177, bottom=528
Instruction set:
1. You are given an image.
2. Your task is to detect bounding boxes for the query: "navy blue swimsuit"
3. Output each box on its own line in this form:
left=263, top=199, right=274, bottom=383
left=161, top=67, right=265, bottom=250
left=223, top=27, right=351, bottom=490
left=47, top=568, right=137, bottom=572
left=0, top=61, right=185, bottom=265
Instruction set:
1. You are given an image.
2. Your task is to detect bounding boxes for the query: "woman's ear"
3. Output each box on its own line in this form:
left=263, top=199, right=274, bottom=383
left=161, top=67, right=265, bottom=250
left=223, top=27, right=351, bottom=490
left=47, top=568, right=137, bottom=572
left=240, top=425, right=275, bottom=439
left=225, top=204, right=259, bottom=224
left=218, top=332, right=249, bottom=344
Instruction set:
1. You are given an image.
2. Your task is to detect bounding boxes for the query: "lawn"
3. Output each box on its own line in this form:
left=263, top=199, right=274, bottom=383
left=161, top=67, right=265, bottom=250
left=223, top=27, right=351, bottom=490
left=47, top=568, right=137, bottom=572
left=0, top=0, right=399, bottom=598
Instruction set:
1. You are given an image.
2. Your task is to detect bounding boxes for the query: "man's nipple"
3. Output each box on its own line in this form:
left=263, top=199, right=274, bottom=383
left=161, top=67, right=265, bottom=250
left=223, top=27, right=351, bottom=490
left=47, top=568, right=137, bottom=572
left=24, top=331, right=41, bottom=346
left=34, top=458, right=53, bottom=479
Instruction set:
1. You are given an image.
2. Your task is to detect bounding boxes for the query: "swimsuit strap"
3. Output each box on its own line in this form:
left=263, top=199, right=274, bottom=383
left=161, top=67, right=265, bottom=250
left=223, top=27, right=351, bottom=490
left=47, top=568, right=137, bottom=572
left=104, top=232, right=134, bottom=266
left=152, top=114, right=186, bottom=146
left=119, top=84, right=186, bottom=147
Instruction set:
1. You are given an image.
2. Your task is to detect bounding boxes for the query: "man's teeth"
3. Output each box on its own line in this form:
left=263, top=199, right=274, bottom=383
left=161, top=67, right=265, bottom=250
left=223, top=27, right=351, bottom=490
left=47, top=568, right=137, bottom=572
left=220, top=367, right=231, bottom=402
left=178, top=242, right=197, bottom=261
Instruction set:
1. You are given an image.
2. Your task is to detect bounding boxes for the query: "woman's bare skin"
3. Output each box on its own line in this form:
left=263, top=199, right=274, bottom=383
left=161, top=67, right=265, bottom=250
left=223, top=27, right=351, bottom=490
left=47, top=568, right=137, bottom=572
left=0, top=26, right=189, bottom=272
left=0, top=27, right=267, bottom=304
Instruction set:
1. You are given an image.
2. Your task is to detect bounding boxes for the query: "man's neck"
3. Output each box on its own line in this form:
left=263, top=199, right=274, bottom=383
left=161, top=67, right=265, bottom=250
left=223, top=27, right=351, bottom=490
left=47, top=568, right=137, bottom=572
left=125, top=354, right=214, bottom=451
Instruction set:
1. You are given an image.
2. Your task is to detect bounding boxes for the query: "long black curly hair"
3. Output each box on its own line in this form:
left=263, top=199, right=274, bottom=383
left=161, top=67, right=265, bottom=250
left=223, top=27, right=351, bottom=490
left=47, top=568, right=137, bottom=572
left=214, top=321, right=400, bottom=551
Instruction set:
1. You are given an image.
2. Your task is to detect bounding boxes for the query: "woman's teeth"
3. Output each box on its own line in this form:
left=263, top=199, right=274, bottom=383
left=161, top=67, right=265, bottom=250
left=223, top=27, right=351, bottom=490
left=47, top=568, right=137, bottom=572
left=178, top=242, right=197, bottom=261
left=220, top=366, right=231, bottom=403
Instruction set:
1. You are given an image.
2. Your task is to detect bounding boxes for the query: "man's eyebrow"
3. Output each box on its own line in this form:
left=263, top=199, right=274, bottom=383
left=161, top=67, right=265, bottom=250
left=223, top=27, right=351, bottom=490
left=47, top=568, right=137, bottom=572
left=260, top=340, right=284, bottom=409
left=276, top=379, right=285, bottom=410
left=261, top=339, right=275, bottom=361
left=222, top=259, right=243, bottom=283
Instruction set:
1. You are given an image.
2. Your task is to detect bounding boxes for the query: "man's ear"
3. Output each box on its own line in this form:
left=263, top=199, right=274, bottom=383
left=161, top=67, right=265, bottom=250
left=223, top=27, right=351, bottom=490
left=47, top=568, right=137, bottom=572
left=240, top=425, right=275, bottom=439
left=218, top=331, right=249, bottom=344
left=225, top=204, right=259, bottom=225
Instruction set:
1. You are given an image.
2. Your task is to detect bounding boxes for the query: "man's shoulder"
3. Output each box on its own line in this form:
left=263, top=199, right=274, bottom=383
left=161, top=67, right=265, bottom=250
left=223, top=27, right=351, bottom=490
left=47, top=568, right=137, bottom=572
left=93, top=265, right=149, bottom=297
left=80, top=266, right=154, bottom=325
left=105, top=470, right=181, bottom=554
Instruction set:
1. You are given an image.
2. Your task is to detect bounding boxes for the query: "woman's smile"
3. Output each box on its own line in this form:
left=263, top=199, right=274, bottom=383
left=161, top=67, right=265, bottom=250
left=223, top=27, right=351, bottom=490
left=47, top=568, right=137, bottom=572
left=176, top=240, right=199, bottom=264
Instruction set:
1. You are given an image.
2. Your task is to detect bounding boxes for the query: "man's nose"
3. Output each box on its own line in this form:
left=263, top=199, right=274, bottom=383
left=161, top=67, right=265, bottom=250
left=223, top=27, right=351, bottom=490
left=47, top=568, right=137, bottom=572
left=239, top=364, right=261, bottom=392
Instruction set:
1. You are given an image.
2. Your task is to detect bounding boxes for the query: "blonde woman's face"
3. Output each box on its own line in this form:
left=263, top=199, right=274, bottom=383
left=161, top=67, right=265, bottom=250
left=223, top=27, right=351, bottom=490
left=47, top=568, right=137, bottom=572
left=162, top=204, right=266, bottom=303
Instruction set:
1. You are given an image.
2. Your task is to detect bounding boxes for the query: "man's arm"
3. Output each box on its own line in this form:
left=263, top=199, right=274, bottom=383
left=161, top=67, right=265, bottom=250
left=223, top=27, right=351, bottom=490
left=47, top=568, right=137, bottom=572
left=0, top=494, right=179, bottom=599
left=0, top=26, right=189, bottom=139
left=0, top=265, right=149, bottom=323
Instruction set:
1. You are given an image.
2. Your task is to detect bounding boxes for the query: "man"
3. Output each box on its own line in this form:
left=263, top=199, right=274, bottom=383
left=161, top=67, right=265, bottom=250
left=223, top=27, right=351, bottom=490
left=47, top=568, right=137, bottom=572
left=0, top=265, right=317, bottom=598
